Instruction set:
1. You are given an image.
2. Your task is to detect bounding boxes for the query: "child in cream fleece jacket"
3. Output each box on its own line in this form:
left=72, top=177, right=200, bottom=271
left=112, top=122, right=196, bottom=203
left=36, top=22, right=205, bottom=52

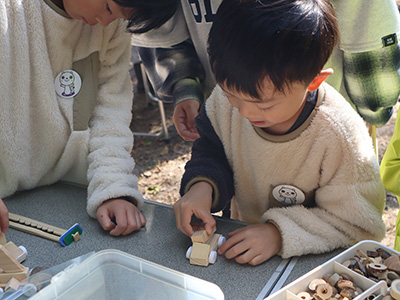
left=0, top=0, right=177, bottom=236
left=174, top=0, right=386, bottom=265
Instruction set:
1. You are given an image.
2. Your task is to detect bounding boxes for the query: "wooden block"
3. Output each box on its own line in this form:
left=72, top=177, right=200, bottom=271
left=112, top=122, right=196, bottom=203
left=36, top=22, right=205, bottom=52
left=191, top=230, right=208, bottom=243
left=191, top=227, right=216, bottom=244
left=0, top=267, right=29, bottom=286
left=4, top=242, right=26, bottom=263
left=190, top=242, right=210, bottom=266
left=0, top=246, right=25, bottom=273
left=206, top=233, right=222, bottom=252
left=5, top=277, right=20, bottom=292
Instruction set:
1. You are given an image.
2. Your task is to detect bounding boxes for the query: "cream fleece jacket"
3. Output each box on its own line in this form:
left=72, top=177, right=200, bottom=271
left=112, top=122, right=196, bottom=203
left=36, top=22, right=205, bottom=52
left=203, top=83, right=386, bottom=258
left=0, top=0, right=144, bottom=216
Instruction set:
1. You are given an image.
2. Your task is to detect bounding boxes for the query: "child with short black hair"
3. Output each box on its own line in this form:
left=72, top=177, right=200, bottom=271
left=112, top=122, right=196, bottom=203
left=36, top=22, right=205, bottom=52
left=173, top=0, right=386, bottom=265
left=0, top=0, right=178, bottom=236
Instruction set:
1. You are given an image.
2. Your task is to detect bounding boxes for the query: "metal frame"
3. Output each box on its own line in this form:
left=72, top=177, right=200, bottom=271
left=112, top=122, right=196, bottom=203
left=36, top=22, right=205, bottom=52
left=132, top=63, right=169, bottom=141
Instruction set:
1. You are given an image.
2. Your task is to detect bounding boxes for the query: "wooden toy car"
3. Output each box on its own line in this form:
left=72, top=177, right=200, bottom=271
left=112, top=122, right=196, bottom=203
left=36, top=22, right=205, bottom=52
left=186, top=229, right=226, bottom=267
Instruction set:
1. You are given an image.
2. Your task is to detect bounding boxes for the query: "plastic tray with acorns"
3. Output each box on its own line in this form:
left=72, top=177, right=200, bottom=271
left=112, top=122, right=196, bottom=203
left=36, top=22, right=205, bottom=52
left=266, top=240, right=400, bottom=300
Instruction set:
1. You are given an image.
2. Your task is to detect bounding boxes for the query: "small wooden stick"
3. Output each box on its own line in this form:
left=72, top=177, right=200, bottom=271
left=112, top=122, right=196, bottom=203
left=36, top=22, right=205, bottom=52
left=8, top=213, right=82, bottom=246
left=9, top=213, right=65, bottom=236
left=9, top=222, right=60, bottom=243
left=72, top=232, right=80, bottom=242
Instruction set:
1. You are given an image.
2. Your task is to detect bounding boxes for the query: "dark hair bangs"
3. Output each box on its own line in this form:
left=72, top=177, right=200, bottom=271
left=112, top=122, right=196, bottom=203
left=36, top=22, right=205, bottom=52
left=208, top=0, right=338, bottom=96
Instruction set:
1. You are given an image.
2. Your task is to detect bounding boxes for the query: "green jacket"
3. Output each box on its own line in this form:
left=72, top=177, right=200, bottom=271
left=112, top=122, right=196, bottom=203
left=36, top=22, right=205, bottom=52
left=381, top=114, right=400, bottom=250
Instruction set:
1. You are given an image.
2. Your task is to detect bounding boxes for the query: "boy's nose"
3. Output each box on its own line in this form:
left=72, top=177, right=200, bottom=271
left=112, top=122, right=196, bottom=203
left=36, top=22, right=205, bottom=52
left=95, top=14, right=118, bottom=27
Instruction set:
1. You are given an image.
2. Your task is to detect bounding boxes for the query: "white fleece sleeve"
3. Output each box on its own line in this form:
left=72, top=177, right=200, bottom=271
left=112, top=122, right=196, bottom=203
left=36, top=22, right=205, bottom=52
left=86, top=21, right=144, bottom=217
left=262, top=115, right=386, bottom=259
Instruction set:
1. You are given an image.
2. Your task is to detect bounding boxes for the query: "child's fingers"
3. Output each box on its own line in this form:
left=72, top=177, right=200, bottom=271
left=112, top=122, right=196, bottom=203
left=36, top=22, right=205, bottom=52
left=134, top=213, right=143, bottom=230
left=218, top=234, right=271, bottom=265
left=173, top=203, right=195, bottom=236
left=227, top=227, right=246, bottom=237
left=220, top=236, right=268, bottom=265
left=0, top=218, right=8, bottom=234
left=97, top=213, right=116, bottom=232
left=126, top=209, right=146, bottom=234
left=110, top=208, right=143, bottom=236
left=96, top=204, right=117, bottom=232
left=180, top=129, right=200, bottom=141
left=109, top=210, right=128, bottom=236
left=139, top=211, right=146, bottom=227
left=126, top=206, right=146, bottom=232
left=205, top=222, right=216, bottom=236
left=96, top=200, right=145, bottom=236
left=248, top=254, right=267, bottom=266
left=222, top=238, right=249, bottom=260
left=194, top=210, right=216, bottom=235
left=218, top=231, right=243, bottom=255
left=237, top=248, right=272, bottom=266
left=235, top=251, right=268, bottom=266
left=233, top=247, right=258, bottom=264
left=180, top=211, right=195, bottom=236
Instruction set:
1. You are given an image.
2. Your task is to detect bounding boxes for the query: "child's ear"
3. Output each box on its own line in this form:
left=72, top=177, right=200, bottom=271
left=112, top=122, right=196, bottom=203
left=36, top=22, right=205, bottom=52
left=307, top=69, right=334, bottom=92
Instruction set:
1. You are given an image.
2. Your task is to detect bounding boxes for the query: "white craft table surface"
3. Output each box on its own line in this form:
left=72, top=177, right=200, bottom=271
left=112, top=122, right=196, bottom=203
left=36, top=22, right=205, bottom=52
left=3, top=183, right=342, bottom=300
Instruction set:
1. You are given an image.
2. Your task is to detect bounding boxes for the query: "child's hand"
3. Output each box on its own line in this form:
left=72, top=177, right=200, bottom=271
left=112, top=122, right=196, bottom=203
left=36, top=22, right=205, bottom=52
left=96, top=198, right=145, bottom=236
left=173, top=99, right=200, bottom=141
left=0, top=198, right=8, bottom=233
left=173, top=182, right=216, bottom=237
left=218, top=223, right=282, bottom=266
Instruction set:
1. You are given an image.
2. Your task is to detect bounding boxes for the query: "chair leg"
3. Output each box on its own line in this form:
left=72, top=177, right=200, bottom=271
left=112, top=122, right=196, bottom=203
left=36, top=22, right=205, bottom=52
left=132, top=94, right=169, bottom=140
left=132, top=63, right=169, bottom=141
left=155, top=94, right=169, bottom=141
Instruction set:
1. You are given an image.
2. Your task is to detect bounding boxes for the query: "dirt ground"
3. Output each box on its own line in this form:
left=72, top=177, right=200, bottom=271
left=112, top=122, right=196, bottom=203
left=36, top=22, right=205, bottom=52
left=130, top=78, right=400, bottom=249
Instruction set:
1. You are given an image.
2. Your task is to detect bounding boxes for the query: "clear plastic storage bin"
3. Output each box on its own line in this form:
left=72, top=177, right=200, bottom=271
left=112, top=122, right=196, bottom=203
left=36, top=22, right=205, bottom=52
left=29, top=249, right=224, bottom=300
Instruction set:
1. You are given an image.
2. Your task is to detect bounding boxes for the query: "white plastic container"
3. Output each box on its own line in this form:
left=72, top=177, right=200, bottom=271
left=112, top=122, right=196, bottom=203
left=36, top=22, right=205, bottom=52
left=29, top=249, right=225, bottom=300
left=265, top=240, right=397, bottom=300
